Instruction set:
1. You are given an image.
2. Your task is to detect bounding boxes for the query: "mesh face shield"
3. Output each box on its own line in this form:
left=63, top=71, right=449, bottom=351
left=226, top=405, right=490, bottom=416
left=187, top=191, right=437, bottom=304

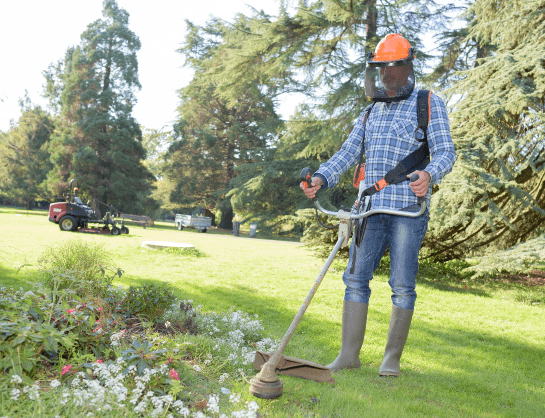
left=364, top=49, right=415, bottom=103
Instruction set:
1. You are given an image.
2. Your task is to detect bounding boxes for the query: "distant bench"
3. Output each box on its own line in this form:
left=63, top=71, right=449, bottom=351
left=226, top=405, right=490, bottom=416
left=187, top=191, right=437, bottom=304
left=119, top=214, right=154, bottom=228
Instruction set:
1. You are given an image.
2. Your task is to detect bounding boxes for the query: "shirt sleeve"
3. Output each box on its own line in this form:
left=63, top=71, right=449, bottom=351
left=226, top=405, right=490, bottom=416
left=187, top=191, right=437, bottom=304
left=314, top=108, right=369, bottom=188
left=426, top=94, right=457, bottom=184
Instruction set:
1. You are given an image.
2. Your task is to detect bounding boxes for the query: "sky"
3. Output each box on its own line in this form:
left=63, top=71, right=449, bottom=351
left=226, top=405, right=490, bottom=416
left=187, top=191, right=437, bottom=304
left=0, top=0, right=294, bottom=132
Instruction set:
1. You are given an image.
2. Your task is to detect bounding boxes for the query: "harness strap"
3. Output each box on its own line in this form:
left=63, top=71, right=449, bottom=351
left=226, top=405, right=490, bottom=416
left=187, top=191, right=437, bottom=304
left=353, top=104, right=375, bottom=185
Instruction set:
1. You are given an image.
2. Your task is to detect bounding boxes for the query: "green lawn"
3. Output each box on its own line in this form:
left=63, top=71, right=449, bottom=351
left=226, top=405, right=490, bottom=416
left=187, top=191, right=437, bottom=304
left=1, top=207, right=544, bottom=417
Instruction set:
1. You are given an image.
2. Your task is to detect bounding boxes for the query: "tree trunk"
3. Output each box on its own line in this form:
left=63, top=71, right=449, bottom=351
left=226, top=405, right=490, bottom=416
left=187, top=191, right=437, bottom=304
left=218, top=204, right=233, bottom=230
left=366, top=0, right=377, bottom=51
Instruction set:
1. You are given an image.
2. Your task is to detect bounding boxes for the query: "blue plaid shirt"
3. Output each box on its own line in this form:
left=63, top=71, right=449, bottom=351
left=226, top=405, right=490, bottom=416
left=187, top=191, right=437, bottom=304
left=315, top=89, right=457, bottom=211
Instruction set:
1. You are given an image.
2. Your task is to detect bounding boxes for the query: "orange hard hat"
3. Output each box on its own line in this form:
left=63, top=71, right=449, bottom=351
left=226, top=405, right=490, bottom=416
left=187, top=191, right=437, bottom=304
left=372, top=34, right=414, bottom=62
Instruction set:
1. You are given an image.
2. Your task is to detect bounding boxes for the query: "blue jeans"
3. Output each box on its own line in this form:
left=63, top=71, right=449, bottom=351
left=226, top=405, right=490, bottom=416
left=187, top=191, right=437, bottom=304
left=343, top=210, right=429, bottom=310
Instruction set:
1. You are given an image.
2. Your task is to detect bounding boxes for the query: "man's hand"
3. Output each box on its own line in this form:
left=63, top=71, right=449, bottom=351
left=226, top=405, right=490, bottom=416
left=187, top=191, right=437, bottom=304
left=408, top=170, right=431, bottom=197
left=300, top=177, right=323, bottom=199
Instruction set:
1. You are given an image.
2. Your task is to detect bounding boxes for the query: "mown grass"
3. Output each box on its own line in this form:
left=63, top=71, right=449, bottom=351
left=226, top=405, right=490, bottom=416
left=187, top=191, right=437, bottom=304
left=1, top=207, right=544, bottom=417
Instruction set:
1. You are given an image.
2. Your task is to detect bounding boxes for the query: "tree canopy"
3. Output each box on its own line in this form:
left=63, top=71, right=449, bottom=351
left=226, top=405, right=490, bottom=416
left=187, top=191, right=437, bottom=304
left=43, top=0, right=153, bottom=215
left=165, top=19, right=283, bottom=228
left=0, top=101, right=53, bottom=209
left=425, top=0, right=545, bottom=259
left=166, top=0, right=544, bottom=256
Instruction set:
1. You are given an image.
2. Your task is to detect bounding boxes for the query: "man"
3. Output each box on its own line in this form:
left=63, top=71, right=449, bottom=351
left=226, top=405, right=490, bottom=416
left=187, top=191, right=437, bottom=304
left=301, top=34, right=457, bottom=376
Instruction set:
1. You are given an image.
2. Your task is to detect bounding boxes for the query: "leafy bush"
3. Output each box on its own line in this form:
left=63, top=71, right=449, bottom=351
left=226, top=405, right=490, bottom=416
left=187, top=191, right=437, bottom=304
left=159, top=299, right=199, bottom=334
left=0, top=282, right=273, bottom=416
left=0, top=284, right=129, bottom=376
left=50, top=300, right=125, bottom=359
left=38, top=239, right=122, bottom=297
left=0, top=287, right=73, bottom=377
left=121, top=283, right=176, bottom=323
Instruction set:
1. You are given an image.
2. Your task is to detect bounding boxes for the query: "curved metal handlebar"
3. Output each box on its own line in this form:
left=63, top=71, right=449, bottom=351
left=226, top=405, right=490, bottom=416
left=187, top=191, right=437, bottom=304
left=300, top=167, right=427, bottom=221
left=313, top=199, right=426, bottom=220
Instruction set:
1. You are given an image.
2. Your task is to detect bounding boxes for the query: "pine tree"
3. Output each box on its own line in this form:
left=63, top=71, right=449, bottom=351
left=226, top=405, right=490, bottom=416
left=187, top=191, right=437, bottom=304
left=167, top=19, right=283, bottom=229
left=425, top=0, right=545, bottom=259
left=202, top=1, right=453, bottom=233
left=0, top=102, right=53, bottom=209
left=43, top=0, right=153, bottom=215
left=207, top=0, right=451, bottom=156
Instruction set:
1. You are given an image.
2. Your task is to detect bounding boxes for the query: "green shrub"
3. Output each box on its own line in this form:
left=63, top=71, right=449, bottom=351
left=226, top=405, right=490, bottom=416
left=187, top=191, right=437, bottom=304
left=0, top=287, right=73, bottom=377
left=121, top=283, right=176, bottom=323
left=38, top=239, right=121, bottom=297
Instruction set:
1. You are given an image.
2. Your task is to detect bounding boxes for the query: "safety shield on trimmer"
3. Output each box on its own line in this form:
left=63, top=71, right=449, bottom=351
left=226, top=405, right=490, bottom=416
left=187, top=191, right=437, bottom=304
left=254, top=351, right=335, bottom=384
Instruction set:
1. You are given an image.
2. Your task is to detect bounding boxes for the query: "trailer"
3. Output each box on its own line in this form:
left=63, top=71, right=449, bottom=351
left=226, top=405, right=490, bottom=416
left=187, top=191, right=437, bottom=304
left=175, top=214, right=212, bottom=233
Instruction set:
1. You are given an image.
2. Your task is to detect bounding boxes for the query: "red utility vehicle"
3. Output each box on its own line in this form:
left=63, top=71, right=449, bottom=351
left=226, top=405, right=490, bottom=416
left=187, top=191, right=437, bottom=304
left=48, top=179, right=128, bottom=235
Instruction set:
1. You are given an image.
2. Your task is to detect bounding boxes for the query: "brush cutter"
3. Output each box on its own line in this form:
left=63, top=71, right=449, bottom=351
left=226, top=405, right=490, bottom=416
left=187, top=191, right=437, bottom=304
left=249, top=168, right=426, bottom=399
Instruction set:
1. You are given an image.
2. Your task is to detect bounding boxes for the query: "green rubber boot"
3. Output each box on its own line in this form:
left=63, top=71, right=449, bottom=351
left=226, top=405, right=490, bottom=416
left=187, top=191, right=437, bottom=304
left=379, top=305, right=414, bottom=377
left=326, top=301, right=368, bottom=371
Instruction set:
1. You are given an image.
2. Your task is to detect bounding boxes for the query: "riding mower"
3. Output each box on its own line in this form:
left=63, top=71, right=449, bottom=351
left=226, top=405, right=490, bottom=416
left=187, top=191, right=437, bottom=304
left=48, top=179, right=129, bottom=235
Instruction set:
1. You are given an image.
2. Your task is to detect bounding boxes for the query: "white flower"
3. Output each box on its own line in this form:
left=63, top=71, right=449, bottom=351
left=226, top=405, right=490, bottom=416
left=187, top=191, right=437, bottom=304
left=247, top=401, right=259, bottom=412
left=192, top=364, right=202, bottom=372
left=207, top=394, right=220, bottom=414
left=10, top=388, right=21, bottom=400
left=10, top=374, right=23, bottom=384
left=50, top=379, right=62, bottom=388
left=229, top=393, right=241, bottom=405
left=24, top=383, right=40, bottom=400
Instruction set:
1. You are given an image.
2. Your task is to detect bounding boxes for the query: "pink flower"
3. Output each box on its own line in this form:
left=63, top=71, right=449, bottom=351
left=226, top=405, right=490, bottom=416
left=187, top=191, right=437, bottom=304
left=96, top=359, right=104, bottom=364
left=97, top=307, right=103, bottom=311
left=61, top=365, right=72, bottom=376
left=66, top=308, right=76, bottom=314
left=169, top=368, right=179, bottom=380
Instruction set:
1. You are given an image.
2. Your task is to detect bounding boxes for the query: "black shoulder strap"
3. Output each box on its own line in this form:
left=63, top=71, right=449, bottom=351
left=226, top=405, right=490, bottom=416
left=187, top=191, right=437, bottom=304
left=353, top=103, right=375, bottom=184
left=416, top=89, right=432, bottom=142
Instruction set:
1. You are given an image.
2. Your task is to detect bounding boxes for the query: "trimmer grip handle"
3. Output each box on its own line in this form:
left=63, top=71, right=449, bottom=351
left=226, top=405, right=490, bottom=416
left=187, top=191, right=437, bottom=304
left=410, top=173, right=426, bottom=205
left=300, top=167, right=312, bottom=188
left=300, top=167, right=318, bottom=202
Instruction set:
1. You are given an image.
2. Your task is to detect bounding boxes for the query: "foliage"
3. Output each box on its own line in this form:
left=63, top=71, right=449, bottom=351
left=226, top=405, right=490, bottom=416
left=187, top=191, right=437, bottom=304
left=424, top=0, right=545, bottom=259
left=159, top=299, right=200, bottom=335
left=0, top=102, right=54, bottom=209
left=42, top=0, right=154, bottom=214
left=298, top=208, right=352, bottom=260
left=175, top=1, right=452, bottom=235
left=0, top=288, right=73, bottom=377
left=421, top=3, right=496, bottom=92
left=142, top=128, right=175, bottom=217
left=464, top=234, right=545, bottom=279
left=121, top=282, right=176, bottom=323
left=0, top=282, right=270, bottom=417
left=38, top=239, right=121, bottom=298
left=202, top=0, right=453, bottom=162
left=165, top=19, right=283, bottom=229
left=117, top=339, right=167, bottom=375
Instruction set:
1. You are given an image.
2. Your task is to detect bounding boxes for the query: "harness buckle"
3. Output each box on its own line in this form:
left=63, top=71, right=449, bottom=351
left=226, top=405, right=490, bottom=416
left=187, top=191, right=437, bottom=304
left=374, top=178, right=388, bottom=191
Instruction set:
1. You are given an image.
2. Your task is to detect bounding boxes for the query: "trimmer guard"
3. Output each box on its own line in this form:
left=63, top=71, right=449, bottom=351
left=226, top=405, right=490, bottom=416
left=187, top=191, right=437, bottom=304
left=254, top=351, right=335, bottom=384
